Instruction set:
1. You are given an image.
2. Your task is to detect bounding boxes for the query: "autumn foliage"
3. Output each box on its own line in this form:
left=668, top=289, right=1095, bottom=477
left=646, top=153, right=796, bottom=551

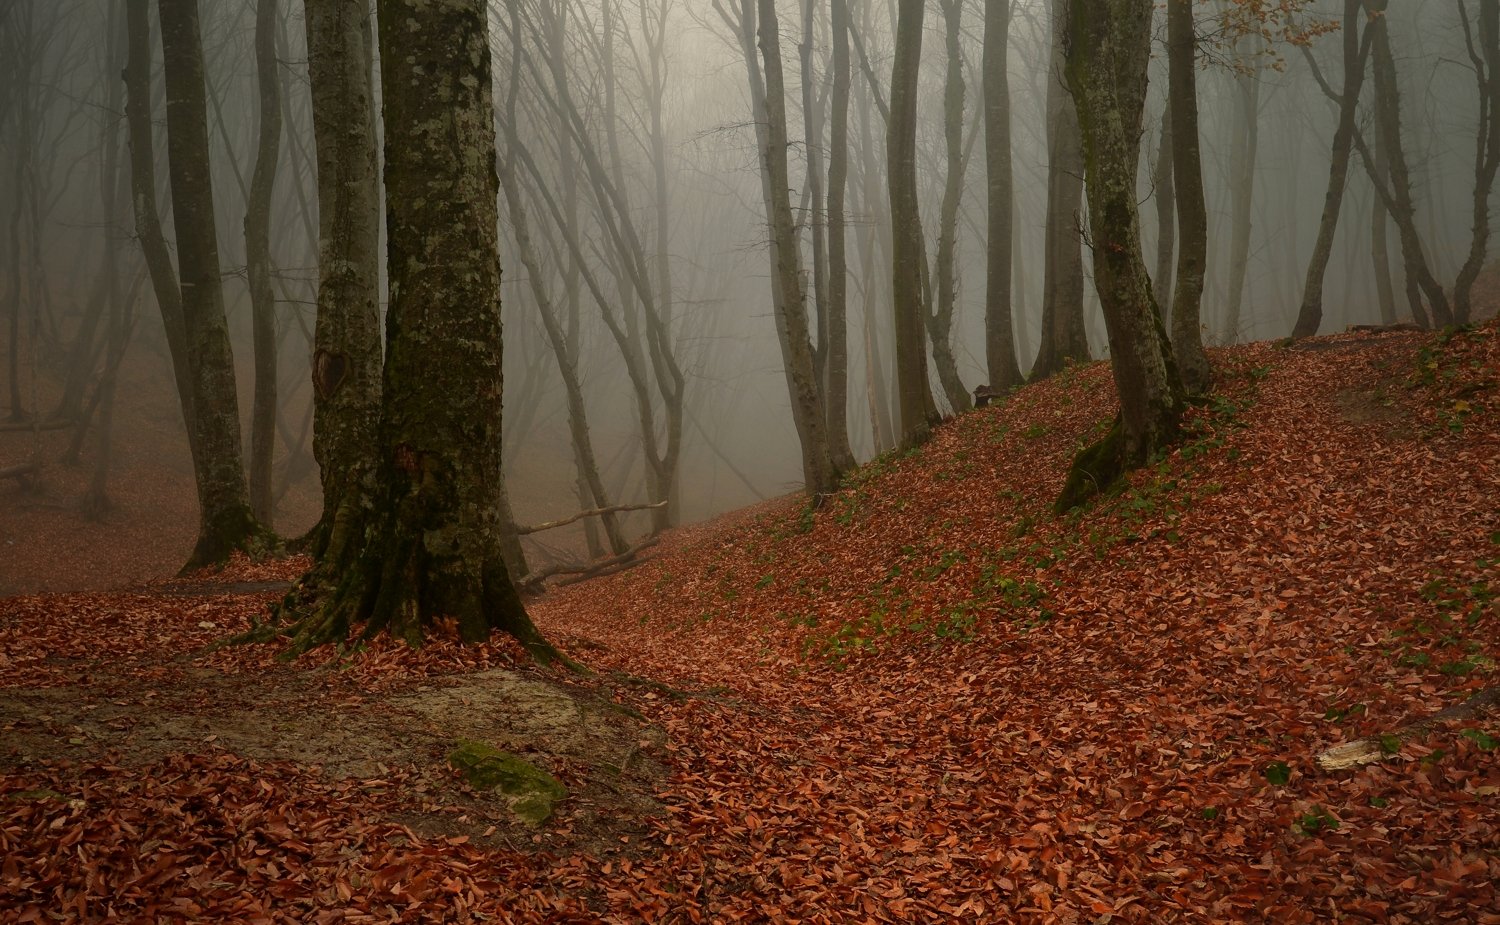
left=3, top=321, right=1498, bottom=922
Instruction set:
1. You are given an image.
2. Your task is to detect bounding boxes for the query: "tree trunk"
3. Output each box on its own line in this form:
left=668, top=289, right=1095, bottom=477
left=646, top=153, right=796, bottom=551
left=759, top=0, right=839, bottom=491
left=1455, top=0, right=1500, bottom=324
left=982, top=0, right=1022, bottom=392
left=158, top=0, right=269, bottom=568
left=1057, top=0, right=1185, bottom=511
left=928, top=0, right=971, bottom=415
left=1370, top=125, right=1397, bottom=325
left=301, top=0, right=383, bottom=563
left=1151, top=109, right=1175, bottom=314
left=888, top=0, right=933, bottom=446
left=1222, top=38, right=1261, bottom=342
left=824, top=0, right=857, bottom=469
left=1292, top=0, right=1370, bottom=339
left=246, top=0, right=282, bottom=528
left=1166, top=0, right=1211, bottom=392
left=278, top=0, right=555, bottom=659
left=1367, top=0, right=1451, bottom=329
left=1033, top=0, right=1090, bottom=380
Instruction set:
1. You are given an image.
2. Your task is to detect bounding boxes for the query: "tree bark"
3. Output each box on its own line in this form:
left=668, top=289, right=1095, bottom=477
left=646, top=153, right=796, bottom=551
left=1151, top=110, right=1175, bottom=315
left=1222, top=39, right=1261, bottom=342
left=1292, top=0, right=1371, bottom=339
left=277, top=0, right=555, bottom=659
left=982, top=0, right=1022, bottom=392
left=824, top=0, right=857, bottom=469
left=1166, top=0, right=1211, bottom=392
left=301, top=0, right=383, bottom=564
left=158, top=0, right=269, bottom=568
left=1370, top=124, right=1398, bottom=325
left=1057, top=0, right=1185, bottom=511
left=888, top=0, right=933, bottom=446
left=1033, top=0, right=1090, bottom=380
left=246, top=0, right=282, bottom=528
left=928, top=0, right=972, bottom=415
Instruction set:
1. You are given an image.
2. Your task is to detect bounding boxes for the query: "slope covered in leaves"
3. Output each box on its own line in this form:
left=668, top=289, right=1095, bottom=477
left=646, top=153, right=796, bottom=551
left=3, top=322, right=1498, bottom=923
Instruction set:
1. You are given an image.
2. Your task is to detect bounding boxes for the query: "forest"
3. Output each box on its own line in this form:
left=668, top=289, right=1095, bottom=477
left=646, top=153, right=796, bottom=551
left=0, top=0, right=1497, bottom=920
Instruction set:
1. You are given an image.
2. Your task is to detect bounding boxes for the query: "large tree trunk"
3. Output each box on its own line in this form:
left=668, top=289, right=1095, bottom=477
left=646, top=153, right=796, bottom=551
left=124, top=0, right=196, bottom=449
left=278, top=0, right=555, bottom=658
left=301, top=0, right=383, bottom=564
left=758, top=0, right=839, bottom=491
left=1222, top=38, right=1261, bottom=342
left=824, top=0, right=857, bottom=469
left=982, top=0, right=1022, bottom=392
left=1292, top=0, right=1370, bottom=339
left=1367, top=0, right=1451, bottom=329
left=888, top=0, right=933, bottom=446
left=246, top=0, right=282, bottom=528
left=158, top=0, right=269, bottom=568
left=1166, top=0, right=1211, bottom=391
left=1057, top=0, right=1185, bottom=511
left=1033, top=0, right=1090, bottom=381
left=1455, top=0, right=1500, bottom=324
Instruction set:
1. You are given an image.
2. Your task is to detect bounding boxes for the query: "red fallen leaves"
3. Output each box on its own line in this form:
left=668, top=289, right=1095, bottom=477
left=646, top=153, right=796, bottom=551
left=3, top=323, right=1499, bottom=922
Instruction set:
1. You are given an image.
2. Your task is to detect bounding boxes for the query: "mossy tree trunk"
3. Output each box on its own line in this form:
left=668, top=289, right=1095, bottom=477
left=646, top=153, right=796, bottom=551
left=301, top=0, right=382, bottom=562
left=158, top=0, right=271, bottom=569
left=1057, top=0, right=1185, bottom=511
left=278, top=0, right=555, bottom=660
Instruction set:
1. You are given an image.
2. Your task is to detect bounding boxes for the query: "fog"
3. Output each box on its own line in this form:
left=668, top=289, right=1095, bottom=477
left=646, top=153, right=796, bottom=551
left=0, top=0, right=1489, bottom=574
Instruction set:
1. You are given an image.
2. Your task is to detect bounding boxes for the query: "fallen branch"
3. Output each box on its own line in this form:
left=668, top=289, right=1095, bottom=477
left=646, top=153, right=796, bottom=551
left=0, top=461, right=39, bottom=480
left=0, top=418, right=72, bottom=433
left=1347, top=323, right=1423, bottom=334
left=517, top=501, right=667, bottom=535
left=1316, top=686, right=1500, bottom=771
left=518, top=535, right=661, bottom=591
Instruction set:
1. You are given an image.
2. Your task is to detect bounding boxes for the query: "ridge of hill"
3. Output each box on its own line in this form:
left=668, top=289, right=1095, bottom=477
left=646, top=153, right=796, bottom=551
left=2, top=321, right=1497, bottom=922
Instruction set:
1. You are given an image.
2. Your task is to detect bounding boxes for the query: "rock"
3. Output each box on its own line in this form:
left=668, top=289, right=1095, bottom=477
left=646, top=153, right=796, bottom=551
left=447, top=739, right=568, bottom=826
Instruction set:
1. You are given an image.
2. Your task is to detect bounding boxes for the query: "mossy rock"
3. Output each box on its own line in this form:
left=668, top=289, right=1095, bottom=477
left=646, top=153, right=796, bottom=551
left=448, top=740, right=567, bottom=826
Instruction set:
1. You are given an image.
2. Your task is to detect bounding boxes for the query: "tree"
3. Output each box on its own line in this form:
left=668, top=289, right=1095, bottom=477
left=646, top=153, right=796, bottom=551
left=982, top=0, right=1022, bottom=392
left=824, top=0, right=858, bottom=470
left=927, top=0, right=974, bottom=415
left=1057, top=0, right=1185, bottom=511
left=888, top=0, right=933, bottom=446
left=1291, top=0, right=1371, bottom=339
left=300, top=0, right=382, bottom=563
left=1454, top=0, right=1500, bottom=323
left=246, top=0, right=282, bottom=527
left=1032, top=0, right=1090, bottom=381
left=158, top=0, right=272, bottom=568
left=275, top=0, right=556, bottom=658
left=1166, top=0, right=1211, bottom=391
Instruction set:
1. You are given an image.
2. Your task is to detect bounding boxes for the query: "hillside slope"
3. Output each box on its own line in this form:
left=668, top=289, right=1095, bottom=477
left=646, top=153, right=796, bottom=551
left=2, top=322, right=1496, bottom=923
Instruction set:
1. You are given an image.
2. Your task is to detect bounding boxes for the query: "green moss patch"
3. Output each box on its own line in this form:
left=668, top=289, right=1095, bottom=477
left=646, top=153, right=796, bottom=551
left=448, top=739, right=568, bottom=826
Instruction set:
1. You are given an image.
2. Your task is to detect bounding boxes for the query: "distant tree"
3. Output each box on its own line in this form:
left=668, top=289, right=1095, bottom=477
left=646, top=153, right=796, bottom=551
left=982, top=0, right=1022, bottom=392
left=1166, top=0, right=1211, bottom=391
left=275, top=0, right=557, bottom=657
left=1032, top=0, right=1089, bottom=381
left=300, top=0, right=382, bottom=563
left=1455, top=0, right=1500, bottom=323
left=1056, top=0, right=1185, bottom=511
left=157, top=0, right=272, bottom=568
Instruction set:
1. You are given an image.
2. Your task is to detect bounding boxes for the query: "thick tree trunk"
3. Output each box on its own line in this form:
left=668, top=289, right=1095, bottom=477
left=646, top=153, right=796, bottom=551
left=301, top=0, right=382, bottom=563
left=1033, top=0, right=1090, bottom=381
left=1058, top=0, right=1185, bottom=511
left=888, top=0, right=933, bottom=446
left=824, top=0, right=857, bottom=469
left=279, top=0, right=555, bottom=658
left=1292, top=0, right=1370, bottom=339
left=1166, top=0, right=1211, bottom=392
left=1367, top=0, right=1451, bottom=329
left=1223, top=42, right=1260, bottom=342
left=246, top=0, right=282, bottom=528
left=759, top=0, right=839, bottom=491
left=158, top=0, right=269, bottom=568
left=1455, top=0, right=1500, bottom=324
left=982, top=0, right=1022, bottom=392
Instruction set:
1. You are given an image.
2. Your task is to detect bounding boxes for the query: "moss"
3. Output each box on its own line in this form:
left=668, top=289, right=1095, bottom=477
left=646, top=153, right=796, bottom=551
left=1054, top=418, right=1127, bottom=513
left=448, top=740, right=567, bottom=826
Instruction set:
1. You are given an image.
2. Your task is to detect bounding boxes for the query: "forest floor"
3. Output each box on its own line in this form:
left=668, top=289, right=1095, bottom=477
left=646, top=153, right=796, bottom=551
left=2, top=320, right=1498, bottom=923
